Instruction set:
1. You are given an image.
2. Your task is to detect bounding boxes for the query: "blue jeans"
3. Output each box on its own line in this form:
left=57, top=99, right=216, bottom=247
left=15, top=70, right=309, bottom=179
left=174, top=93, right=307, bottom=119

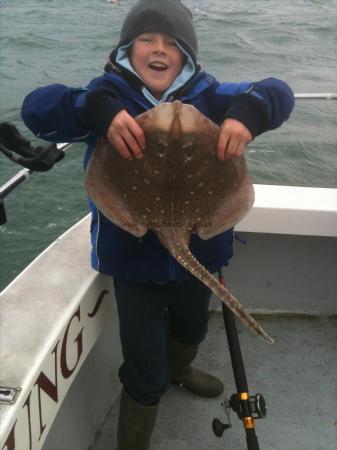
left=113, top=276, right=212, bottom=405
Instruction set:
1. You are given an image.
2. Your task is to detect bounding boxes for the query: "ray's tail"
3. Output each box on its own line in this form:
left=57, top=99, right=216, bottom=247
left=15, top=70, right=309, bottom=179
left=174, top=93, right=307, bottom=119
left=166, top=241, right=274, bottom=344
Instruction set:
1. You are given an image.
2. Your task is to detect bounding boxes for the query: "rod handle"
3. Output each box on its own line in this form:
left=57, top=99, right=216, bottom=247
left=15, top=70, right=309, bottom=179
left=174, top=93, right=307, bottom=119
left=246, top=428, right=260, bottom=450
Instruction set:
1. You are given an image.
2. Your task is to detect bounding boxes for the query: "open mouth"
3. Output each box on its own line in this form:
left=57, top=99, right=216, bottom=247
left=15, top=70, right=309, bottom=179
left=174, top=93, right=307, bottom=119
left=149, top=62, right=168, bottom=72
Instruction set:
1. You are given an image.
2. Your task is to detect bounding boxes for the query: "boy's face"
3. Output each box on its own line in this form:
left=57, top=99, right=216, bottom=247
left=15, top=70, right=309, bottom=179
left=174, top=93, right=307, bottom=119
left=130, top=32, right=185, bottom=98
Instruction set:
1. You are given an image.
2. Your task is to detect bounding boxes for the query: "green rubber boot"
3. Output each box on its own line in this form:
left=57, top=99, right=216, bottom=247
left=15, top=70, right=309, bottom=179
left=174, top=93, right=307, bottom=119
left=167, top=337, right=224, bottom=397
left=116, top=388, right=159, bottom=450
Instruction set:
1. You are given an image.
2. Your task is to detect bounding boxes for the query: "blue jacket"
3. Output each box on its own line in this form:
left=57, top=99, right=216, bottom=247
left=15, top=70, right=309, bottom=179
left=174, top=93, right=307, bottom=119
left=21, top=70, right=295, bottom=282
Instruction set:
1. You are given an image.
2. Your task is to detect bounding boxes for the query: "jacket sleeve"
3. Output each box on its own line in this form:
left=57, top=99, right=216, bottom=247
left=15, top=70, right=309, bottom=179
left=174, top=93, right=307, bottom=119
left=21, top=78, right=123, bottom=144
left=211, top=77, right=295, bottom=138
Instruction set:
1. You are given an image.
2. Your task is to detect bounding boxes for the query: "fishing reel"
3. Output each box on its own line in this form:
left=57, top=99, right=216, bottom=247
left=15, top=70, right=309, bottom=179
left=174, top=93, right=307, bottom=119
left=212, top=393, right=267, bottom=437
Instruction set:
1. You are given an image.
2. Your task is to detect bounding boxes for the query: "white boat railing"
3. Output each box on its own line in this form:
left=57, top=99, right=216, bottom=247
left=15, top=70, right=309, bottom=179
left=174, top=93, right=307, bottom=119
left=0, top=93, right=336, bottom=223
left=294, top=93, right=337, bottom=99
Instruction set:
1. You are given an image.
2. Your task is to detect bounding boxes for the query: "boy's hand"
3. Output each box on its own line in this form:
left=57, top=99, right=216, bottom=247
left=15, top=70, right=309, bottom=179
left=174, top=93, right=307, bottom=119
left=217, top=118, right=252, bottom=161
left=106, top=110, right=146, bottom=160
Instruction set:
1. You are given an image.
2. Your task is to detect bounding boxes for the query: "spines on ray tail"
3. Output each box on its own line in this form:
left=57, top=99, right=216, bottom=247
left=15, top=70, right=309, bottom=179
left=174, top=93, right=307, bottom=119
left=159, top=234, right=274, bottom=345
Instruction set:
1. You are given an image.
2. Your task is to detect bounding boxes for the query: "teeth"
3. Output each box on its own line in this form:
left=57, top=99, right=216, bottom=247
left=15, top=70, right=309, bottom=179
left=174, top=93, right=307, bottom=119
left=149, top=63, right=167, bottom=71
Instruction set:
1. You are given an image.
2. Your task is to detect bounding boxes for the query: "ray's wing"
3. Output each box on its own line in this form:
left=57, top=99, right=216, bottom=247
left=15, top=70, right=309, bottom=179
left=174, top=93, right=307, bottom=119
left=193, top=155, right=255, bottom=239
left=85, top=139, right=148, bottom=237
left=85, top=105, right=179, bottom=236
left=146, top=103, right=255, bottom=239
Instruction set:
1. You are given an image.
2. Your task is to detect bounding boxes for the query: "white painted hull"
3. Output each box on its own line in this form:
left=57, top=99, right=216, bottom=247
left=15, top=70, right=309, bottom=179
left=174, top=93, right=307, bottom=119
left=0, top=217, right=123, bottom=450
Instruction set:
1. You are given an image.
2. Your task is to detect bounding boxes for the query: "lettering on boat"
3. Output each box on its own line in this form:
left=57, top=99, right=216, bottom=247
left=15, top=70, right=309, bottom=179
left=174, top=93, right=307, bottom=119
left=2, top=288, right=110, bottom=450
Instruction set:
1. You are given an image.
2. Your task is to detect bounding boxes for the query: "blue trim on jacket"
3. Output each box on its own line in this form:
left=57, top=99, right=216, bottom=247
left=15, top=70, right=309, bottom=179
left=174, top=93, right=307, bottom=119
left=21, top=70, right=295, bottom=282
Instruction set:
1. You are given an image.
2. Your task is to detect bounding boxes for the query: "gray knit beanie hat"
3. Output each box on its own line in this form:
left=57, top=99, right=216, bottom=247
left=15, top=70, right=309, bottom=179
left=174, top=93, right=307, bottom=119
left=119, top=0, right=198, bottom=61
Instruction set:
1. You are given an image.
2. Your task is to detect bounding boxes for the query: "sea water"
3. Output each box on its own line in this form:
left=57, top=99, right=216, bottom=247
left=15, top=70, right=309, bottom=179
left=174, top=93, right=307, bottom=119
left=0, top=0, right=336, bottom=290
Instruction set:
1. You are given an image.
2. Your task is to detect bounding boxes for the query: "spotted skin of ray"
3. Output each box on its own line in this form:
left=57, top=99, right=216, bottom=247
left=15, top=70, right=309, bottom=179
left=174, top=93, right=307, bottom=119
left=85, top=101, right=274, bottom=344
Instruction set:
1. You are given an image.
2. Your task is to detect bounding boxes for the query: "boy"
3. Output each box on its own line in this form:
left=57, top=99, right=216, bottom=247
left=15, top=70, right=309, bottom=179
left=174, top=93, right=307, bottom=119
left=21, top=1, right=295, bottom=448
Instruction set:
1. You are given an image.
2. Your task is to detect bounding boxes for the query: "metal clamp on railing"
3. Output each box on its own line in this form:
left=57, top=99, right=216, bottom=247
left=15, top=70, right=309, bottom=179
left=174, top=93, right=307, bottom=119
left=0, top=386, right=22, bottom=405
left=0, top=141, right=71, bottom=225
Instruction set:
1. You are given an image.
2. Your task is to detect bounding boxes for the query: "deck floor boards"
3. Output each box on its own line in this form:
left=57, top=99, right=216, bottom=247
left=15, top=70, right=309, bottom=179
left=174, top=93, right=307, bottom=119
left=90, top=314, right=337, bottom=450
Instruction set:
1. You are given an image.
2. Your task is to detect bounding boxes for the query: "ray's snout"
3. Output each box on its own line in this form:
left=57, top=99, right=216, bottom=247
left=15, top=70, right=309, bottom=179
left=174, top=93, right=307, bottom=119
left=170, top=101, right=183, bottom=139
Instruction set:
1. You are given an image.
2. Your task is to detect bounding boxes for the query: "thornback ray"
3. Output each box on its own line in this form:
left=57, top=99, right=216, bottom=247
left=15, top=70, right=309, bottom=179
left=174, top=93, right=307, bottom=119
left=85, top=101, right=274, bottom=344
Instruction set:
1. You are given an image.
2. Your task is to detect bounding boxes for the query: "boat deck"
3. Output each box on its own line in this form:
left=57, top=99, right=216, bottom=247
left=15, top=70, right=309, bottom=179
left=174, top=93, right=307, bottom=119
left=2, top=196, right=336, bottom=450
left=89, top=313, right=337, bottom=450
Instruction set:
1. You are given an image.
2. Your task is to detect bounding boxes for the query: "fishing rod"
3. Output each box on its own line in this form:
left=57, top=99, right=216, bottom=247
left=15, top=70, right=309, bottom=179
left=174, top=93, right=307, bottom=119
left=213, top=270, right=266, bottom=449
left=0, top=92, right=336, bottom=225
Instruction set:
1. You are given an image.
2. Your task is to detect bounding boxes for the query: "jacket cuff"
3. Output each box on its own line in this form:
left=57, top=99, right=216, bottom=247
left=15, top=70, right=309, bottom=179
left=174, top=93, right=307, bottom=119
left=225, top=93, right=269, bottom=138
left=82, top=89, right=124, bottom=137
